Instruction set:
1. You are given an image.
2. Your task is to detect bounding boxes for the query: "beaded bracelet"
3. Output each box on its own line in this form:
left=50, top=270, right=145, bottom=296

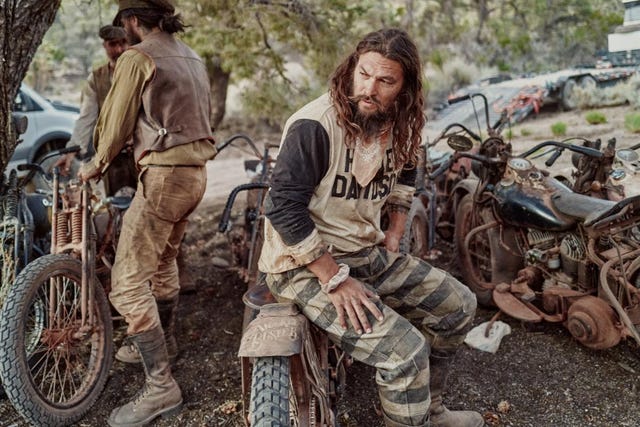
left=319, top=263, right=350, bottom=293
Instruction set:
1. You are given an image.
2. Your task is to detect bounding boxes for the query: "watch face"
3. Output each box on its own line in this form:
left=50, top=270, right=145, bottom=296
left=508, top=158, right=532, bottom=171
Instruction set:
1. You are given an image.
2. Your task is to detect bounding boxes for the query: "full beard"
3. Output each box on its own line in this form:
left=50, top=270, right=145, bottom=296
left=349, top=95, right=396, bottom=140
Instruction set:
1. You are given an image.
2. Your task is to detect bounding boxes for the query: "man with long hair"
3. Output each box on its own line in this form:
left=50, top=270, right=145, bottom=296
left=79, top=1, right=217, bottom=425
left=259, top=28, right=483, bottom=427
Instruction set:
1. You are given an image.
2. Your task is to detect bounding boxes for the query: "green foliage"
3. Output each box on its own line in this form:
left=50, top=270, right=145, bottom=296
left=551, top=122, right=567, bottom=136
left=31, top=0, right=630, bottom=126
left=585, top=111, right=607, bottom=124
left=520, top=128, right=532, bottom=137
left=624, top=113, right=640, bottom=133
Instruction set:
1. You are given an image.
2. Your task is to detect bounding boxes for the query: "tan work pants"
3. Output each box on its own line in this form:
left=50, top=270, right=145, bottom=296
left=109, top=166, right=207, bottom=335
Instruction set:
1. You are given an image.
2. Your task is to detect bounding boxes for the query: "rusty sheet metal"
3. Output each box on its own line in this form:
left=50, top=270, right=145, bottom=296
left=493, top=285, right=543, bottom=322
left=238, top=303, right=307, bottom=357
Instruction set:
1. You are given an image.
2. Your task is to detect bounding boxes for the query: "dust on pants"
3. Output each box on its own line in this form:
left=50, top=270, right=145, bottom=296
left=109, top=165, right=207, bottom=335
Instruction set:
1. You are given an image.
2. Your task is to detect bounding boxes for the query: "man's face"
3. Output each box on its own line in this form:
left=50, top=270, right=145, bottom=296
left=351, top=51, right=404, bottom=118
left=122, top=16, right=142, bottom=45
left=103, top=38, right=128, bottom=63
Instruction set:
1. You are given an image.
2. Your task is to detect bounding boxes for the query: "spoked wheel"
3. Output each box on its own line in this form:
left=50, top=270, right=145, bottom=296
left=0, top=254, right=113, bottom=426
left=399, top=198, right=429, bottom=258
left=455, top=194, right=523, bottom=306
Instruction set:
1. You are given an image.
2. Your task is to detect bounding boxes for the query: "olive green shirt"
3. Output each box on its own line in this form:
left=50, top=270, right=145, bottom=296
left=93, top=47, right=216, bottom=173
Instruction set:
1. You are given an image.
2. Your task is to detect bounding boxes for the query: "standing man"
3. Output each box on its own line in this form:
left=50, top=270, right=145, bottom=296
left=259, top=29, right=484, bottom=427
left=79, top=1, right=217, bottom=426
left=57, top=25, right=137, bottom=197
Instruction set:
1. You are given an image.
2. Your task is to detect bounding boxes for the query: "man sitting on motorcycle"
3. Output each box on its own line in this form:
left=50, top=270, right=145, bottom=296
left=259, top=28, right=484, bottom=427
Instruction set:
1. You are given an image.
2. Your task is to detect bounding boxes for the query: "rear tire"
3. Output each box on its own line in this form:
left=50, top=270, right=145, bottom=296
left=399, top=198, right=429, bottom=257
left=0, top=254, right=113, bottom=426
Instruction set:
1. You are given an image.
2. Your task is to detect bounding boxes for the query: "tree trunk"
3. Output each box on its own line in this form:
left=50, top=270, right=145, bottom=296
left=204, top=54, right=230, bottom=130
left=0, top=1, right=61, bottom=172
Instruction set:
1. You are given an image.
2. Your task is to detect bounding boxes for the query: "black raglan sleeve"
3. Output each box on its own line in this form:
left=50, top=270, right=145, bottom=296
left=265, top=119, right=331, bottom=246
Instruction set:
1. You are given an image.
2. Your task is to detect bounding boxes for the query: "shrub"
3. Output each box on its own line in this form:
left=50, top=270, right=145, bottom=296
left=504, top=129, right=513, bottom=139
left=625, top=112, right=640, bottom=133
left=585, top=111, right=607, bottom=125
left=551, top=122, right=567, bottom=136
left=520, top=128, right=532, bottom=136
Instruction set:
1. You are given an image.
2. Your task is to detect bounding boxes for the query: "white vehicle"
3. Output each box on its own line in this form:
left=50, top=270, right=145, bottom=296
left=10, top=84, right=79, bottom=174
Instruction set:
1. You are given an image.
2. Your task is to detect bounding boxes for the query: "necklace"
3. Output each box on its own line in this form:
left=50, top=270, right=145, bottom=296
left=355, top=139, right=381, bottom=163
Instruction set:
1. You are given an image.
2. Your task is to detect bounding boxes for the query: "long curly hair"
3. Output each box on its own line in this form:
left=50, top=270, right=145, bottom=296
left=329, top=28, right=425, bottom=169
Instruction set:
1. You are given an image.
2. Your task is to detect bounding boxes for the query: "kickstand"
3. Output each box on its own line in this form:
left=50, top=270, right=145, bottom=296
left=484, top=311, right=502, bottom=338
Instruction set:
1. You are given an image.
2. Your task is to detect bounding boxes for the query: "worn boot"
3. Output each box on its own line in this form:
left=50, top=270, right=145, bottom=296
left=178, top=245, right=196, bottom=294
left=108, top=326, right=182, bottom=427
left=116, top=299, right=179, bottom=364
left=429, top=351, right=485, bottom=427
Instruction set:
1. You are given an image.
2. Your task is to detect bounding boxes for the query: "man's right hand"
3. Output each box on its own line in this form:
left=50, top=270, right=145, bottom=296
left=327, top=277, right=383, bottom=334
left=53, top=153, right=75, bottom=177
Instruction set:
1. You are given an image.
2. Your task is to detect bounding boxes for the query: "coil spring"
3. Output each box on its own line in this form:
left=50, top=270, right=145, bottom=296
left=56, top=212, right=69, bottom=245
left=71, top=208, right=82, bottom=244
left=3, top=169, right=18, bottom=219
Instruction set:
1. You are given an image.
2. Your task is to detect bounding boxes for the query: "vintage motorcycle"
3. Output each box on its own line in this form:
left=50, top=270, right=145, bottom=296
left=444, top=99, right=640, bottom=351
left=217, top=136, right=350, bottom=426
left=0, top=163, right=131, bottom=426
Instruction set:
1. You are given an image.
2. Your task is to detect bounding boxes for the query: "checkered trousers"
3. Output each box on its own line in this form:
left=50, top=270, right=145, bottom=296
left=265, top=246, right=477, bottom=426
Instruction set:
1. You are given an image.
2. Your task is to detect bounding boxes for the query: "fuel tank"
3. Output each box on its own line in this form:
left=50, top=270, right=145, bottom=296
left=493, top=158, right=575, bottom=231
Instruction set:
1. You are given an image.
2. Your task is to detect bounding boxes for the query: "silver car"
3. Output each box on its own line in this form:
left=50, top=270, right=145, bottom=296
left=10, top=83, right=79, bottom=174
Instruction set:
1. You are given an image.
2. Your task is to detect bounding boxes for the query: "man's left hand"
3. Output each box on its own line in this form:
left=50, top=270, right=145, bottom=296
left=78, top=162, right=102, bottom=182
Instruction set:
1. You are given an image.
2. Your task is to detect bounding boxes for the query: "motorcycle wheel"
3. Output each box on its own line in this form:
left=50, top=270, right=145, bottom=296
left=399, top=198, right=429, bottom=257
left=0, top=254, right=113, bottom=426
left=455, top=194, right=496, bottom=306
left=250, top=356, right=291, bottom=426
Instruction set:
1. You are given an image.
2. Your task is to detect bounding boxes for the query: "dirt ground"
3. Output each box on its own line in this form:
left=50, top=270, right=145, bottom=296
left=2, top=103, right=640, bottom=426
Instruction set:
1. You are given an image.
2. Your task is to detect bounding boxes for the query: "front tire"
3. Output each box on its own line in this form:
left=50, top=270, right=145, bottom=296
left=0, top=254, right=113, bottom=426
left=250, top=356, right=290, bottom=426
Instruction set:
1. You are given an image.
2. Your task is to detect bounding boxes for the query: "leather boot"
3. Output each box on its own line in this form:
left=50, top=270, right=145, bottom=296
left=429, top=350, right=485, bottom=427
left=116, top=298, right=179, bottom=364
left=108, top=326, right=182, bottom=427
left=177, top=245, right=196, bottom=294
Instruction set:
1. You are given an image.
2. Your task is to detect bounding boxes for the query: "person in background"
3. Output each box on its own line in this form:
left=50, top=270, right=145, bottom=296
left=259, top=28, right=484, bottom=427
left=78, top=1, right=217, bottom=425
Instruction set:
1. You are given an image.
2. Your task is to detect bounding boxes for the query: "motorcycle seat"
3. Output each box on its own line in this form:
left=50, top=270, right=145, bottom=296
left=550, top=189, right=617, bottom=224
left=583, top=193, right=640, bottom=227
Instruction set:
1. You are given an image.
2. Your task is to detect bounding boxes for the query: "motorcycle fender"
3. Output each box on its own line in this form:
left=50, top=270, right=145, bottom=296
left=452, top=177, right=479, bottom=196
left=238, top=303, right=307, bottom=358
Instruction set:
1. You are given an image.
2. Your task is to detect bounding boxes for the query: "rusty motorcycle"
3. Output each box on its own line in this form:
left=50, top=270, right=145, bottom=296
left=445, top=97, right=640, bottom=350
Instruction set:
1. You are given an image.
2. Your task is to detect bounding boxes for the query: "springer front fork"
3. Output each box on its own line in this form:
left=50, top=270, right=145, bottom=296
left=50, top=172, right=97, bottom=329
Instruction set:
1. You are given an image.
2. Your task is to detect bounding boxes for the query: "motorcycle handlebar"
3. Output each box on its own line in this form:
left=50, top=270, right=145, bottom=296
left=544, top=149, right=563, bottom=167
left=520, top=140, right=603, bottom=160
left=218, top=182, right=270, bottom=233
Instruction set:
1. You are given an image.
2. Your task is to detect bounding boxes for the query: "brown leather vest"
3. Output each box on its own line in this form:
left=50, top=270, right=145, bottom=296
left=131, top=32, right=214, bottom=161
left=92, top=63, right=112, bottom=111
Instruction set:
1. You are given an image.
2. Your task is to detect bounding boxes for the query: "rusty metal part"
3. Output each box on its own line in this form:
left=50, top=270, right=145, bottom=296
left=541, top=286, right=587, bottom=315
left=565, top=296, right=622, bottom=349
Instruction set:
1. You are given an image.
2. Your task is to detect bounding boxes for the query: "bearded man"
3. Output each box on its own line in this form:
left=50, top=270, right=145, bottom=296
left=259, top=28, right=484, bottom=427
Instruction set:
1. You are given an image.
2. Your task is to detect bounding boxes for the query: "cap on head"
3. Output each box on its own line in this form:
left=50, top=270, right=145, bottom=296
left=98, top=25, right=127, bottom=41
left=113, top=0, right=175, bottom=25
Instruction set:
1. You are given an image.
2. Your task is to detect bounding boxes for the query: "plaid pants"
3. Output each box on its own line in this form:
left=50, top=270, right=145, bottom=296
left=265, top=246, right=477, bottom=426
